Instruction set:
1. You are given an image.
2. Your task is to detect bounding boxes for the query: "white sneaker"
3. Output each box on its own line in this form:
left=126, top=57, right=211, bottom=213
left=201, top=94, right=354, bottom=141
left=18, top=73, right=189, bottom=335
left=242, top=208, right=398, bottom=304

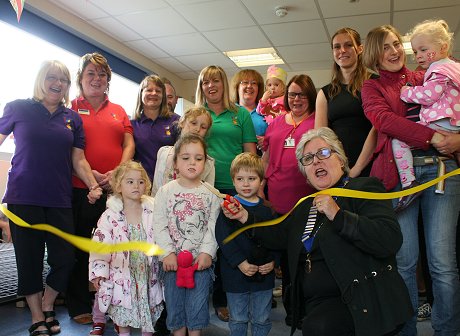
left=417, top=302, right=431, bottom=321
left=272, top=285, right=282, bottom=298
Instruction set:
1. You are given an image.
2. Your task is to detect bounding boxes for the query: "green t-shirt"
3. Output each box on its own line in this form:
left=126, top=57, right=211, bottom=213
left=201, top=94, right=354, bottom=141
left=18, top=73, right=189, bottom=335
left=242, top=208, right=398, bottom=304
left=205, top=105, right=257, bottom=190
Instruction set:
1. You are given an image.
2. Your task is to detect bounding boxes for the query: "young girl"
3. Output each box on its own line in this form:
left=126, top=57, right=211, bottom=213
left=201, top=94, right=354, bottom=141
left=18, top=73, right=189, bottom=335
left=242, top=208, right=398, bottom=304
left=153, top=133, right=221, bottom=336
left=393, top=19, right=460, bottom=211
left=89, top=161, right=164, bottom=336
left=151, top=106, right=215, bottom=196
left=256, top=65, right=288, bottom=125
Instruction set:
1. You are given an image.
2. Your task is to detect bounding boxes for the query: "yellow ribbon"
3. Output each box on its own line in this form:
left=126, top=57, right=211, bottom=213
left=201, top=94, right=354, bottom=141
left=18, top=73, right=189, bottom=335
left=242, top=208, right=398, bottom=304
left=0, top=204, right=164, bottom=256
left=223, top=168, right=460, bottom=244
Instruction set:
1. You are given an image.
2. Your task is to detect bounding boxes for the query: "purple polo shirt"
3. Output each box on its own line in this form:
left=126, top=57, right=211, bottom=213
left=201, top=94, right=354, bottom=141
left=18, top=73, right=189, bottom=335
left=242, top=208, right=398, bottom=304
left=0, top=99, right=85, bottom=208
left=131, top=112, right=180, bottom=180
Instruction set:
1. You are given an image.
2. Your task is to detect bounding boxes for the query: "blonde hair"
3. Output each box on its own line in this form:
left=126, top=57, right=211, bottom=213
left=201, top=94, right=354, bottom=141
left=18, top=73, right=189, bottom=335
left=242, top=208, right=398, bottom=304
left=133, top=75, right=170, bottom=120
left=230, top=152, right=265, bottom=181
left=295, top=127, right=350, bottom=177
left=177, top=106, right=213, bottom=135
left=76, top=52, right=112, bottom=96
left=33, top=60, right=71, bottom=107
left=110, top=160, right=152, bottom=197
left=363, top=25, right=406, bottom=74
left=329, top=27, right=371, bottom=99
left=408, top=19, right=454, bottom=54
left=195, top=65, right=237, bottom=112
left=230, top=69, right=264, bottom=104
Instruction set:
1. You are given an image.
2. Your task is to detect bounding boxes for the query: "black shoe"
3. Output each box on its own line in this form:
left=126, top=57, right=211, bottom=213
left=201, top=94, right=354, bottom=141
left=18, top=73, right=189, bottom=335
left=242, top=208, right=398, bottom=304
left=394, top=181, right=422, bottom=213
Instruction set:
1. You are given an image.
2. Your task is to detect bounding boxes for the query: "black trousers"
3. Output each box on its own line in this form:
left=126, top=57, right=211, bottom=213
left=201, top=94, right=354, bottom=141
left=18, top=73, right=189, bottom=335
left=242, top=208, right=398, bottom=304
left=66, top=188, right=107, bottom=318
left=8, top=204, right=74, bottom=296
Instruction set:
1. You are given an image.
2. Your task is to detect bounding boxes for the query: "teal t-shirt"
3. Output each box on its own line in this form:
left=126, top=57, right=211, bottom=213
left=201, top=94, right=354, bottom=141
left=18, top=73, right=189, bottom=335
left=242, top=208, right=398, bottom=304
left=206, top=105, right=256, bottom=190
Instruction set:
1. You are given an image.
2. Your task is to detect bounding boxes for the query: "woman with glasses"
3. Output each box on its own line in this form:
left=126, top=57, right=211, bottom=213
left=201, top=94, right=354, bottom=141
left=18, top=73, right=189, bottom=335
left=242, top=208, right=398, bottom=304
left=0, top=60, right=101, bottom=336
left=223, top=127, right=412, bottom=336
left=66, top=52, right=135, bottom=333
left=230, top=70, right=266, bottom=155
left=315, top=27, right=374, bottom=178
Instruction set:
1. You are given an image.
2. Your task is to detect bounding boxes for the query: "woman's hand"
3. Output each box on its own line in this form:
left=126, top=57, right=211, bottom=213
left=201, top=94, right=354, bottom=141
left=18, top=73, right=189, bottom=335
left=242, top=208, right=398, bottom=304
left=162, top=252, right=178, bottom=272
left=91, top=277, right=105, bottom=291
left=99, top=170, right=113, bottom=191
left=238, top=260, right=258, bottom=277
left=195, top=252, right=212, bottom=270
left=87, top=186, right=103, bottom=204
left=433, top=130, right=460, bottom=154
left=258, top=260, right=275, bottom=275
left=314, top=195, right=340, bottom=221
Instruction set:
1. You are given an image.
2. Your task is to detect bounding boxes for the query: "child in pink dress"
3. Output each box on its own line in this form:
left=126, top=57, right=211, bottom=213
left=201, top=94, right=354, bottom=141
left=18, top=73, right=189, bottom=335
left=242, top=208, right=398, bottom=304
left=256, top=65, right=288, bottom=125
left=392, top=19, right=460, bottom=211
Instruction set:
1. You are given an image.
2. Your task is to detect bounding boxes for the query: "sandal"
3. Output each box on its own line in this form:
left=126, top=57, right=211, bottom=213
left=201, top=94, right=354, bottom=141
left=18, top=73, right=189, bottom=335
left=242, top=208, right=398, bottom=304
left=43, top=311, right=61, bottom=335
left=89, top=322, right=106, bottom=335
left=29, top=321, right=50, bottom=336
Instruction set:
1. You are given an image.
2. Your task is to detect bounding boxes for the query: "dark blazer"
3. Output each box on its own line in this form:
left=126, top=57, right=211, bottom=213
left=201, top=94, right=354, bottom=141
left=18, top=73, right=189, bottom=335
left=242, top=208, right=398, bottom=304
left=251, top=177, right=413, bottom=336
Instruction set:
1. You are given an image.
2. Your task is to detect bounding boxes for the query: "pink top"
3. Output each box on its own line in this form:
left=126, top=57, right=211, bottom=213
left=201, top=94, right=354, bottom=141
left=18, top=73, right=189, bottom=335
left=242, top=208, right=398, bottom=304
left=401, top=58, right=460, bottom=127
left=263, top=113, right=316, bottom=214
left=256, top=96, right=287, bottom=125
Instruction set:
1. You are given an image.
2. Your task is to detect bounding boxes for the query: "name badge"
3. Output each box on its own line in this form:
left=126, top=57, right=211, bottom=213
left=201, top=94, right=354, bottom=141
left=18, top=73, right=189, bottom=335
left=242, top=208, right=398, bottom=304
left=284, top=136, right=295, bottom=148
left=78, top=109, right=90, bottom=115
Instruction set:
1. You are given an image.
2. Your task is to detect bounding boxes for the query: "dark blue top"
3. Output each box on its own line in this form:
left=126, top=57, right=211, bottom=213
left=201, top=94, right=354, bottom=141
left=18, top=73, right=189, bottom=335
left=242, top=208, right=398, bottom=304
left=0, top=99, right=85, bottom=207
left=131, top=113, right=180, bottom=181
left=215, top=196, right=278, bottom=293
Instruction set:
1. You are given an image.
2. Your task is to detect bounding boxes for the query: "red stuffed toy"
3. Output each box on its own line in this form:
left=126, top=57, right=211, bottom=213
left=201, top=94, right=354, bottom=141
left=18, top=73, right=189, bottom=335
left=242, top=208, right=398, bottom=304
left=176, top=250, right=198, bottom=288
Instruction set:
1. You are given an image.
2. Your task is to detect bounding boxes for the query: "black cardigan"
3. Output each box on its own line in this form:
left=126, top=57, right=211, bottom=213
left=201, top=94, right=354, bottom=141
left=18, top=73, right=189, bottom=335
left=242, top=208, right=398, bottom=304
left=251, top=177, right=412, bottom=336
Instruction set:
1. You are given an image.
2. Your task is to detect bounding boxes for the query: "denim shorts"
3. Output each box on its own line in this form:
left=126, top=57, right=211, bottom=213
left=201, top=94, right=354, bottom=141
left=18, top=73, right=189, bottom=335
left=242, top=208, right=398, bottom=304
left=164, top=268, right=213, bottom=331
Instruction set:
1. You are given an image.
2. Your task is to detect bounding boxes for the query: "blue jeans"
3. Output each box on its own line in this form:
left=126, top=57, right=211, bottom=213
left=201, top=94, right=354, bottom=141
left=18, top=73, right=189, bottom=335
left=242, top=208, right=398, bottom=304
left=226, top=289, right=272, bottom=336
left=395, top=160, right=460, bottom=336
left=164, top=269, right=213, bottom=331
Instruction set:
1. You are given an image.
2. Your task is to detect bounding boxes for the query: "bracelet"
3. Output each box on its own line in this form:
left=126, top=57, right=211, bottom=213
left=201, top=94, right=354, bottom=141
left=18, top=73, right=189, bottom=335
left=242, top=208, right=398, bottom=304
left=89, top=184, right=100, bottom=191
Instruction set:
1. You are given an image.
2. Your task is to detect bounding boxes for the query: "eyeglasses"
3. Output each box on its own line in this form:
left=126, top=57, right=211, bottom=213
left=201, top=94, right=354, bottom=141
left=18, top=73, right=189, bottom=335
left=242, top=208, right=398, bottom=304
left=240, top=80, right=258, bottom=87
left=299, top=147, right=335, bottom=166
left=46, top=75, right=70, bottom=85
left=287, top=92, right=308, bottom=99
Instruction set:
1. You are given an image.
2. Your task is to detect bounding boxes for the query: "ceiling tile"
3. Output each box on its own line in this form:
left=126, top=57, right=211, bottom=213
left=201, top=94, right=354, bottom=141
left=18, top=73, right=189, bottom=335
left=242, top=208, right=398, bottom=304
left=116, top=8, right=196, bottom=38
left=151, top=33, right=218, bottom=56
left=49, top=0, right=109, bottom=20
left=394, top=7, right=460, bottom=36
left=89, top=0, right=169, bottom=16
left=203, top=26, right=271, bottom=51
left=319, top=0, right=389, bottom=18
left=175, top=0, right=255, bottom=31
left=394, top=0, right=460, bottom=11
left=154, top=58, right=192, bottom=73
left=176, top=71, right=200, bottom=80
left=175, top=53, right=237, bottom=71
left=125, top=40, right=169, bottom=59
left=90, top=17, right=142, bottom=42
left=277, top=43, right=332, bottom=63
left=325, top=13, right=390, bottom=41
left=262, top=20, right=328, bottom=46
left=241, top=0, right=320, bottom=24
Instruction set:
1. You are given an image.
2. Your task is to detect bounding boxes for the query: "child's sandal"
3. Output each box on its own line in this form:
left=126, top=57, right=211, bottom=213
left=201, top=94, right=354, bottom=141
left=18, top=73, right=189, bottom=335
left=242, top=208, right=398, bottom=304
left=29, top=321, right=50, bottom=336
left=43, top=311, right=61, bottom=335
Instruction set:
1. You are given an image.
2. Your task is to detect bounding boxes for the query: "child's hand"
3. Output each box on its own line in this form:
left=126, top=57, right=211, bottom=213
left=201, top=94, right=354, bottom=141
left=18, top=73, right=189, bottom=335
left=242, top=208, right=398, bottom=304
left=87, top=186, right=103, bottom=204
left=221, top=202, right=248, bottom=223
left=238, top=260, right=258, bottom=277
left=258, top=261, right=275, bottom=275
left=400, top=85, right=410, bottom=94
left=91, top=277, right=105, bottom=291
left=163, top=252, right=178, bottom=272
left=195, top=252, right=212, bottom=270
left=261, top=90, right=271, bottom=102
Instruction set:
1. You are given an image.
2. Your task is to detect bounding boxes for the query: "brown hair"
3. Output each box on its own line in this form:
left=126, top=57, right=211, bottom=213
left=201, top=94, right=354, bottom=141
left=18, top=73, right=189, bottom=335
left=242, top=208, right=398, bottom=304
left=133, top=75, right=170, bottom=120
left=76, top=52, right=112, bottom=96
left=173, top=133, right=208, bottom=165
left=363, top=25, right=405, bottom=74
left=284, top=74, right=317, bottom=114
left=328, top=27, right=371, bottom=99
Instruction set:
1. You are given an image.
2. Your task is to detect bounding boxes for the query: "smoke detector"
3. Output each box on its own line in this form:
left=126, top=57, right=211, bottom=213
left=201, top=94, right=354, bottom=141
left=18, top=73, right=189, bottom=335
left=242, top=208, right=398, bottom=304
left=275, top=6, right=288, bottom=18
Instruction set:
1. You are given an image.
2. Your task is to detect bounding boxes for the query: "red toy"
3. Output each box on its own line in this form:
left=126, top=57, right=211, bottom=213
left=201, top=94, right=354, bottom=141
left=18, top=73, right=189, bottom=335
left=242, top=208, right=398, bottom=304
left=176, top=250, right=198, bottom=288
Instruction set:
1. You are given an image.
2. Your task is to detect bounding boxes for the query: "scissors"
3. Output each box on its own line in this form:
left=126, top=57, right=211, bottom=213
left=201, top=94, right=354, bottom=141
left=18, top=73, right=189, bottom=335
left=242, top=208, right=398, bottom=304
left=201, top=181, right=241, bottom=215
